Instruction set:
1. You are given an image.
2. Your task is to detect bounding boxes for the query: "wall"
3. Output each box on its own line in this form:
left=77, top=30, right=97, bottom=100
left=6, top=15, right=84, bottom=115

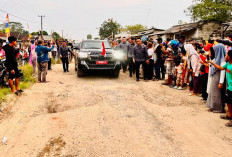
left=197, top=22, right=222, bottom=40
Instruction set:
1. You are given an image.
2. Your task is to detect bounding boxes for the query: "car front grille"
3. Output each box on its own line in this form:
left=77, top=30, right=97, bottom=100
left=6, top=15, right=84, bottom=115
left=90, top=52, right=113, bottom=61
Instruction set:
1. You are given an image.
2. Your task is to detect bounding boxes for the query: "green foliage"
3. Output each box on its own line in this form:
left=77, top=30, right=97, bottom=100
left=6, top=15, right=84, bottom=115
left=0, top=64, right=36, bottom=104
left=20, top=64, right=37, bottom=83
left=0, top=88, right=11, bottom=104
left=31, top=31, right=48, bottom=35
left=87, top=34, right=92, bottom=39
left=99, top=18, right=121, bottom=39
left=123, top=24, right=148, bottom=35
left=186, top=0, right=232, bottom=22
left=0, top=22, right=28, bottom=33
left=52, top=32, right=61, bottom=40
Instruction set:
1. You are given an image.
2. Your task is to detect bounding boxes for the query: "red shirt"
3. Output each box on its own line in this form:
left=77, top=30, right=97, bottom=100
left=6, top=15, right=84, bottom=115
left=200, top=55, right=209, bottom=74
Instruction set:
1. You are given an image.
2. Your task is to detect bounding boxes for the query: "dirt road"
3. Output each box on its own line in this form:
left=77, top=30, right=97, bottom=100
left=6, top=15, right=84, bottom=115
left=0, top=63, right=232, bottom=157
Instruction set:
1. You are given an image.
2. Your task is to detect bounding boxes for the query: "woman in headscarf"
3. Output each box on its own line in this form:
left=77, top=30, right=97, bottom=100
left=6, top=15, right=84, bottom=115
left=207, top=43, right=226, bottom=113
left=184, top=44, right=202, bottom=95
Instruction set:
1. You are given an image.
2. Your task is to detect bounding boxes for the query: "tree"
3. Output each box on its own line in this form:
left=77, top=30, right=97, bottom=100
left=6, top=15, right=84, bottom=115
left=31, top=31, right=48, bottom=35
left=52, top=32, right=61, bottom=40
left=87, top=34, right=92, bottom=39
left=123, top=24, right=147, bottom=35
left=186, top=0, right=232, bottom=23
left=99, top=18, right=121, bottom=39
left=0, top=22, right=27, bottom=33
left=22, top=30, right=29, bottom=34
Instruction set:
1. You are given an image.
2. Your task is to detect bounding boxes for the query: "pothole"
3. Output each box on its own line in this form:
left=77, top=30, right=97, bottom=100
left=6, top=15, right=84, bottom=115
left=37, top=136, right=66, bottom=157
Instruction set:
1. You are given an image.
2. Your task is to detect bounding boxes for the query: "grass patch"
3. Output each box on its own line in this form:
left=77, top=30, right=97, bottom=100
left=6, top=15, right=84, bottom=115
left=51, top=58, right=62, bottom=64
left=0, top=64, right=37, bottom=104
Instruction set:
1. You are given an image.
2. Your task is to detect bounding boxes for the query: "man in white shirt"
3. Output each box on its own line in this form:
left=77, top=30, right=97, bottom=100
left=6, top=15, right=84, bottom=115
left=147, top=42, right=155, bottom=80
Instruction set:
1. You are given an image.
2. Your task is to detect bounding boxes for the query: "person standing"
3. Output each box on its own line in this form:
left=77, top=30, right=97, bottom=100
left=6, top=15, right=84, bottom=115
left=209, top=50, right=232, bottom=127
left=206, top=44, right=226, bottom=113
left=30, top=40, right=37, bottom=75
left=47, top=42, right=52, bottom=70
left=147, top=42, right=154, bottom=80
left=59, top=41, right=72, bottom=72
left=111, top=40, right=117, bottom=49
left=35, top=40, right=55, bottom=83
left=127, top=37, right=136, bottom=77
left=117, top=37, right=128, bottom=73
left=3, top=36, right=22, bottom=95
left=155, top=38, right=165, bottom=80
left=132, top=38, right=149, bottom=82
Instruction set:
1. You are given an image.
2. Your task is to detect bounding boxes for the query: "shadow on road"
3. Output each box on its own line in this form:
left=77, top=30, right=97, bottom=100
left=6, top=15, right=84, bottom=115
left=77, top=70, right=121, bottom=79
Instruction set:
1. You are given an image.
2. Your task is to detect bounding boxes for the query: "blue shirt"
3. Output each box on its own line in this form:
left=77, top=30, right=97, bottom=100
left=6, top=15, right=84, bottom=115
left=35, top=45, right=54, bottom=63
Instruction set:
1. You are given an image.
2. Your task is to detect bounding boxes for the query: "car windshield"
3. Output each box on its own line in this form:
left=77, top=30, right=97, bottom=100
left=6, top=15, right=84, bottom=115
left=81, top=41, right=112, bottom=49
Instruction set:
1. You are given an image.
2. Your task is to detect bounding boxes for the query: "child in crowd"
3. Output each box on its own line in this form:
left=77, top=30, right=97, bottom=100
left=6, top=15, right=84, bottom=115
left=174, top=62, right=184, bottom=90
left=199, top=49, right=209, bottom=101
left=209, top=50, right=232, bottom=127
left=163, top=48, right=174, bottom=86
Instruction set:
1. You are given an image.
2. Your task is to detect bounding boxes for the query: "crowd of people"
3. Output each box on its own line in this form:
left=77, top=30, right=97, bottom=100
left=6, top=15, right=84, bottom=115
left=114, top=35, right=232, bottom=127
left=1, top=34, right=232, bottom=127
left=0, top=35, right=74, bottom=95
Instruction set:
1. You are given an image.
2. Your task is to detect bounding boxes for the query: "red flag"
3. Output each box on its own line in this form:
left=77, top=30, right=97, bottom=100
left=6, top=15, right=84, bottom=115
left=101, top=42, right=106, bottom=57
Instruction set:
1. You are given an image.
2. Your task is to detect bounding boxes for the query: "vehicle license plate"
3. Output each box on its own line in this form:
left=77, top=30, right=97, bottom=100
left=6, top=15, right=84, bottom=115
left=96, top=61, right=108, bottom=65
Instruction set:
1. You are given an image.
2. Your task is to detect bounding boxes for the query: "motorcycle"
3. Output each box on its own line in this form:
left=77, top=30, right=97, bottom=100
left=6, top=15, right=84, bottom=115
left=0, top=54, right=23, bottom=86
left=0, top=54, right=9, bottom=86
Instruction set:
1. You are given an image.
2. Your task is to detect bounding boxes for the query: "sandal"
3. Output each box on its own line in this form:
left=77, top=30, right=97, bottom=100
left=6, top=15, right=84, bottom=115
left=18, top=89, right=24, bottom=93
left=220, top=115, right=232, bottom=120
left=15, top=91, right=20, bottom=96
left=225, top=121, right=232, bottom=127
left=212, top=110, right=224, bottom=113
left=208, top=108, right=214, bottom=112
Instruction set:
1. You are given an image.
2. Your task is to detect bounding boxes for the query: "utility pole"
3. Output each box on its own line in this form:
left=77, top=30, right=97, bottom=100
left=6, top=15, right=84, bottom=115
left=61, top=30, right=64, bottom=39
left=38, top=15, right=45, bottom=36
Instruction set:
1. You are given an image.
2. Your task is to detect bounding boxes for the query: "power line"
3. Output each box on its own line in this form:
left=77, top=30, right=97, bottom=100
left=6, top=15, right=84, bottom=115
left=0, top=8, right=39, bottom=24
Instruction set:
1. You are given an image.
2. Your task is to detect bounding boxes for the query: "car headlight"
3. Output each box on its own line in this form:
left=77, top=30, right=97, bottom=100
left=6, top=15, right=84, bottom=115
left=78, top=52, right=88, bottom=58
left=113, top=51, right=124, bottom=60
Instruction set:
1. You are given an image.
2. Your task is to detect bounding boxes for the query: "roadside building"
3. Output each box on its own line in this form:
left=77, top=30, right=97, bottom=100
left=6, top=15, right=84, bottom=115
left=135, top=27, right=164, bottom=41
left=155, top=21, right=223, bottom=41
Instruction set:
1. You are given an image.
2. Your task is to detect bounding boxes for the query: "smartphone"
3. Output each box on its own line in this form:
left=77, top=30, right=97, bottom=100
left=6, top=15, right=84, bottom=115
left=207, top=55, right=210, bottom=61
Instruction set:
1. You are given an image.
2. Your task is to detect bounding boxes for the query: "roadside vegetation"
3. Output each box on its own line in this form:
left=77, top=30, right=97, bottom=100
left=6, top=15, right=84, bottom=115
left=0, top=64, right=36, bottom=104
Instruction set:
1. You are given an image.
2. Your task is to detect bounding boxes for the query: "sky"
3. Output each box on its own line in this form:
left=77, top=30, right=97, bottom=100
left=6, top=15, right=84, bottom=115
left=0, top=0, right=193, bottom=41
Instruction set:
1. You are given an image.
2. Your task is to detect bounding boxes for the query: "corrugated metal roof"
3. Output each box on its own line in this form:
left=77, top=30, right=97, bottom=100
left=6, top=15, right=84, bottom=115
left=138, top=28, right=165, bottom=35
left=156, top=21, right=207, bottom=35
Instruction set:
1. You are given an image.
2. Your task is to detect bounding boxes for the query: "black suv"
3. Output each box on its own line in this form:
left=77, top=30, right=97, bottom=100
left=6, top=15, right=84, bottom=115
left=75, top=40, right=122, bottom=77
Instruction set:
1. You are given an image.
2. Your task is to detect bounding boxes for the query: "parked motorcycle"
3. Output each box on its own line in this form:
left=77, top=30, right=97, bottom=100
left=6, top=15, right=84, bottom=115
left=0, top=54, right=23, bottom=86
left=0, top=54, right=9, bottom=86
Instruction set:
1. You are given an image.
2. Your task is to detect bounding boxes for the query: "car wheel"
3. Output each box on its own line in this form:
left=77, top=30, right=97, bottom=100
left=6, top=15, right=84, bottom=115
left=77, top=68, right=84, bottom=77
left=112, top=69, right=120, bottom=78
